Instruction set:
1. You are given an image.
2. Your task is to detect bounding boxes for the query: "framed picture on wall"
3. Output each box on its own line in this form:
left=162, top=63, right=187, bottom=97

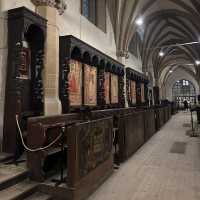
left=68, top=59, right=83, bottom=106
left=141, top=83, right=145, bottom=103
left=131, top=80, right=136, bottom=104
left=84, top=64, right=97, bottom=106
left=111, top=74, right=118, bottom=104
left=104, top=72, right=110, bottom=104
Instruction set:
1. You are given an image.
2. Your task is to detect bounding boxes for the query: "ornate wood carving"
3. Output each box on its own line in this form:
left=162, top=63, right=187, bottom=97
left=126, top=67, right=149, bottom=107
left=97, top=68, right=105, bottom=107
left=32, top=50, right=44, bottom=111
left=3, top=7, right=47, bottom=153
left=104, top=72, right=110, bottom=104
left=59, top=35, right=125, bottom=113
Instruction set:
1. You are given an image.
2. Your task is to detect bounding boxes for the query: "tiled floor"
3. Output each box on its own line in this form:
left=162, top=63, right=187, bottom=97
left=87, top=112, right=200, bottom=200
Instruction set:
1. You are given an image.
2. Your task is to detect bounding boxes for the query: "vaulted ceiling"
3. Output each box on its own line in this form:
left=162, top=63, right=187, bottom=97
left=108, top=0, right=200, bottom=87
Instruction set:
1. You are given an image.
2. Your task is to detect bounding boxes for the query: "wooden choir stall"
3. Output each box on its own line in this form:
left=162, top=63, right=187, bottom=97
left=26, top=36, right=173, bottom=200
left=27, top=35, right=125, bottom=200
left=3, top=7, right=174, bottom=200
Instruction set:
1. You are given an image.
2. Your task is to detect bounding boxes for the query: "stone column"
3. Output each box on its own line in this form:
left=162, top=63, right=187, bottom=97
left=0, top=0, right=8, bottom=151
left=117, top=50, right=129, bottom=108
left=31, top=0, right=66, bottom=115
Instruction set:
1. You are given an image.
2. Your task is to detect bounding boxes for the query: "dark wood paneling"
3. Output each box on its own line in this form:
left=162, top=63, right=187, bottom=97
left=26, top=105, right=172, bottom=199
left=3, top=7, right=47, bottom=153
left=144, top=109, right=156, bottom=142
left=27, top=114, right=113, bottom=196
left=124, top=112, right=145, bottom=159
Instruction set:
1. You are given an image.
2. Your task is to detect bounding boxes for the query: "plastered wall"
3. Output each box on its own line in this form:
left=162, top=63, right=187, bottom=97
left=125, top=53, right=143, bottom=73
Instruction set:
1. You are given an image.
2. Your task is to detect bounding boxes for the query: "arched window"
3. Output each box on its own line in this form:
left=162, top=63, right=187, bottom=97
left=82, top=0, right=90, bottom=18
left=81, top=0, right=106, bottom=32
left=172, top=79, right=196, bottom=105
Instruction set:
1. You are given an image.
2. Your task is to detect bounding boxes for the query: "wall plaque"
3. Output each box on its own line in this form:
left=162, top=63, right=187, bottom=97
left=68, top=59, right=82, bottom=106
left=84, top=64, right=97, bottom=106
left=111, top=74, right=118, bottom=104
left=130, top=80, right=136, bottom=104
left=104, top=72, right=110, bottom=104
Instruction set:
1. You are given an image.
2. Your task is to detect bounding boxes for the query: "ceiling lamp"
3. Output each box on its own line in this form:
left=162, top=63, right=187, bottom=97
left=195, top=60, right=200, bottom=65
left=135, top=17, right=143, bottom=26
left=169, top=70, right=173, bottom=73
left=159, top=51, right=164, bottom=57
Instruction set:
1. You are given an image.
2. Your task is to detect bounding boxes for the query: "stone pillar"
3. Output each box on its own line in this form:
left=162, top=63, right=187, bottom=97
left=0, top=0, right=8, bottom=151
left=31, top=0, right=66, bottom=115
left=117, top=51, right=129, bottom=108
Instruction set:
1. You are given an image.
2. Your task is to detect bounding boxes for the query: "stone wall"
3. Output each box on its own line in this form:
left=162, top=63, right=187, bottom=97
left=125, top=53, right=143, bottom=73
left=0, top=8, right=8, bottom=148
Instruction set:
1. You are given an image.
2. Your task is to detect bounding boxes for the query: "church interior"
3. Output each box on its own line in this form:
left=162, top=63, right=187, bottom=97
left=0, top=0, right=200, bottom=199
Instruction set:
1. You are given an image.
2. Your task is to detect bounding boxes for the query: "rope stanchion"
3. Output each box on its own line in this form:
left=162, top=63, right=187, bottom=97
left=16, top=115, right=62, bottom=152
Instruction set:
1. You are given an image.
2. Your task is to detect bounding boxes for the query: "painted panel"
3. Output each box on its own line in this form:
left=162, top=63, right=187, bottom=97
left=104, top=72, right=110, bottom=104
left=68, top=59, right=82, bottom=106
left=84, top=64, right=97, bottom=106
left=111, top=74, right=118, bottom=104
left=131, top=80, right=136, bottom=104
